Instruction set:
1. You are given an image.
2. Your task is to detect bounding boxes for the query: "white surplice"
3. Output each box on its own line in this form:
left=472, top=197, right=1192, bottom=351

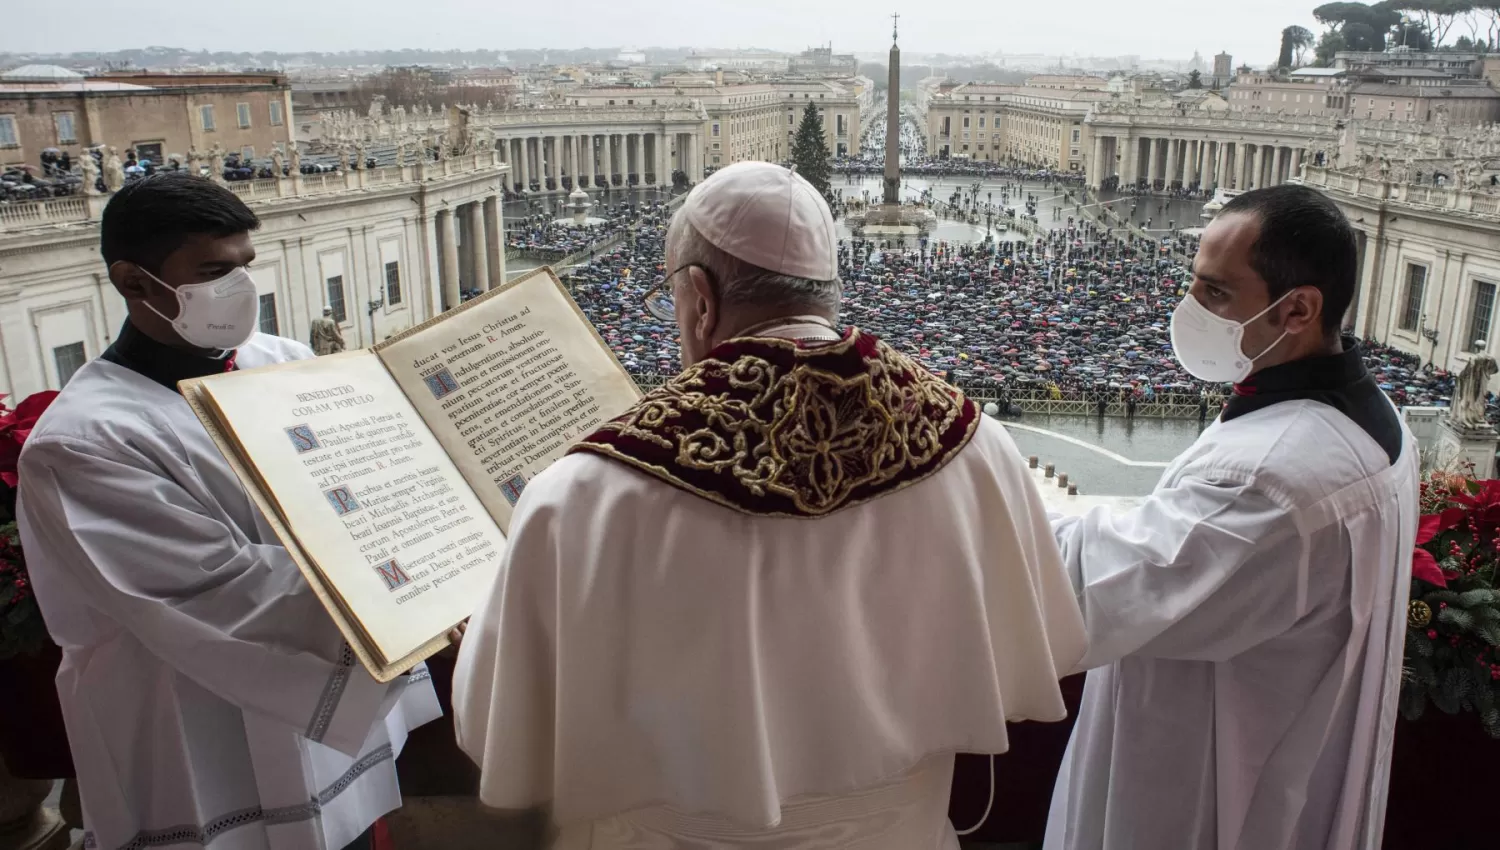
left=1046, top=400, right=1419, bottom=850
left=453, top=414, right=1088, bottom=850
left=17, top=333, right=441, bottom=850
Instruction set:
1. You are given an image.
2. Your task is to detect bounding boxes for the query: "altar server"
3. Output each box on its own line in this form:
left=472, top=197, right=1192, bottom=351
left=18, top=173, right=439, bottom=850
left=1046, top=185, right=1420, bottom=850
left=455, top=162, right=1087, bottom=849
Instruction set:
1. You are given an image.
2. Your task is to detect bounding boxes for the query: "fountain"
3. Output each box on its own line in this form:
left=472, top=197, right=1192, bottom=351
left=554, top=187, right=607, bottom=227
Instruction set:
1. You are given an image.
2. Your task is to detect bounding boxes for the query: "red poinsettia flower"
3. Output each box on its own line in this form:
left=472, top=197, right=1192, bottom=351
left=1412, top=508, right=1465, bottom=588
left=0, top=391, right=59, bottom=488
left=1451, top=479, right=1500, bottom=533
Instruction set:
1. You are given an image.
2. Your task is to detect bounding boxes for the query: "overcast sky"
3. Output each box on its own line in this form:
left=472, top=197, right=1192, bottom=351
left=3, top=0, right=1324, bottom=66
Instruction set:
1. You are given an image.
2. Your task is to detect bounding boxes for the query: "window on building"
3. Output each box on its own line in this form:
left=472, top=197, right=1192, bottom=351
left=385, top=261, right=402, bottom=306
left=0, top=115, right=15, bottom=147
left=978, top=117, right=985, bottom=128
left=54, top=112, right=76, bottom=144
left=1072, top=128, right=1080, bottom=143
left=269, top=100, right=284, bottom=126
left=1400, top=264, right=1427, bottom=331
left=241, top=146, right=254, bottom=159
left=200, top=105, right=216, bottom=131
left=712, top=123, right=720, bottom=137
left=327, top=275, right=347, bottom=324
left=237, top=103, right=252, bottom=129
left=712, top=142, right=720, bottom=150
left=258, top=293, right=279, bottom=335
left=963, top=116, right=970, bottom=128
left=53, top=342, right=86, bottom=387
left=1468, top=281, right=1497, bottom=351
left=712, top=155, right=721, bottom=164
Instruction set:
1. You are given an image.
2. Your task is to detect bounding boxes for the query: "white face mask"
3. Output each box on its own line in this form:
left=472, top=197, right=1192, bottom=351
left=140, top=266, right=261, bottom=351
left=1170, top=289, right=1293, bottom=384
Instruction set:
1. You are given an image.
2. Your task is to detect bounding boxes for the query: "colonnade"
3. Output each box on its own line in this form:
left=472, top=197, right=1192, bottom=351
left=494, top=131, right=702, bottom=194
left=433, top=194, right=503, bottom=311
left=1088, top=134, right=1310, bottom=192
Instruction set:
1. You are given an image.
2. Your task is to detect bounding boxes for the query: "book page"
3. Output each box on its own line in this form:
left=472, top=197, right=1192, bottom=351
left=375, top=268, right=640, bottom=531
left=195, top=352, right=507, bottom=666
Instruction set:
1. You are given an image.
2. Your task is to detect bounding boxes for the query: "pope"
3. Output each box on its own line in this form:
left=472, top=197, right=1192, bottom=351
left=454, top=162, right=1088, bottom=848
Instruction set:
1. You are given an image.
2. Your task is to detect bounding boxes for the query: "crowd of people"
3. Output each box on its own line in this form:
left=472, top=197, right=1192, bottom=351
left=560, top=195, right=1500, bottom=424
left=504, top=200, right=654, bottom=259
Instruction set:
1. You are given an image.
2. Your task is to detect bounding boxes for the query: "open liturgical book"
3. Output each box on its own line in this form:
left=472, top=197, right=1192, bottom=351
left=181, top=268, right=642, bottom=682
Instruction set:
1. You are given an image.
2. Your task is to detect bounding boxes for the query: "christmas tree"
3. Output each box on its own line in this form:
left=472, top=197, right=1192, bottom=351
left=790, top=103, right=832, bottom=202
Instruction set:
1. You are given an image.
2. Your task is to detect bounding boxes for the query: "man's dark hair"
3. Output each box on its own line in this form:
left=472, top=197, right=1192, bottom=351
left=100, top=172, right=260, bottom=274
left=1220, top=184, right=1357, bottom=335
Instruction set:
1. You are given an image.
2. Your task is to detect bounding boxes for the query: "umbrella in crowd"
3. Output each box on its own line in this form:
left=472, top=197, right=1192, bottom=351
left=563, top=181, right=1496, bottom=425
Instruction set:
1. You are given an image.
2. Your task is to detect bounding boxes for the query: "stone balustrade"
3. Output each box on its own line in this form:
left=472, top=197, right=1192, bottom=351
left=0, top=151, right=506, bottom=234
left=1299, top=164, right=1500, bottom=220
left=0, top=196, right=95, bottom=232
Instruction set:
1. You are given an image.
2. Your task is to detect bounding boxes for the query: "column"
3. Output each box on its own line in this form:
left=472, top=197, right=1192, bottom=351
left=603, top=134, right=614, bottom=186
left=1250, top=144, right=1264, bottom=190
left=436, top=208, right=460, bottom=311
left=1091, top=135, right=1106, bottom=189
left=457, top=203, right=475, bottom=290
left=1144, top=138, right=1158, bottom=187
left=1291, top=147, right=1304, bottom=178
left=1164, top=139, right=1179, bottom=189
left=656, top=133, right=669, bottom=186
left=467, top=202, right=488, bottom=294
left=583, top=134, right=595, bottom=187
left=1271, top=146, right=1285, bottom=186
left=482, top=194, right=503, bottom=290
left=627, top=134, right=638, bottom=181
left=519, top=138, right=531, bottom=191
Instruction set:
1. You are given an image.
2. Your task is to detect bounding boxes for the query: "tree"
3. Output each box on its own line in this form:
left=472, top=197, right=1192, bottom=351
left=790, top=103, right=832, bottom=202
left=1187, top=69, right=1203, bottom=89
left=1316, top=29, right=1350, bottom=64
left=1394, top=0, right=1475, bottom=46
left=1393, top=17, right=1436, bottom=48
left=1278, top=25, right=1317, bottom=67
left=1313, top=1, right=1403, bottom=50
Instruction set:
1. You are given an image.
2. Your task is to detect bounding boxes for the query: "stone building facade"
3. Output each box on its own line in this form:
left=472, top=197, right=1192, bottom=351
left=1301, top=166, right=1500, bottom=387
left=0, top=153, right=507, bottom=396
left=562, top=77, right=860, bottom=169
left=0, top=67, right=293, bottom=168
left=922, top=83, right=1107, bottom=169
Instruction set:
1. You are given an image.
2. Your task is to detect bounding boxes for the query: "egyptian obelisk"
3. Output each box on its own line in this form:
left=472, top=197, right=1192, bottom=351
left=882, top=13, right=901, bottom=205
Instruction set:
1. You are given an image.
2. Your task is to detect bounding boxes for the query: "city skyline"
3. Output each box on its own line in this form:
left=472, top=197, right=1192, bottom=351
left=3, top=0, right=1321, bottom=70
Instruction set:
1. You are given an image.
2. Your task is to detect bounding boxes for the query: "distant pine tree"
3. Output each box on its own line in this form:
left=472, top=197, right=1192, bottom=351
left=790, top=103, right=832, bottom=201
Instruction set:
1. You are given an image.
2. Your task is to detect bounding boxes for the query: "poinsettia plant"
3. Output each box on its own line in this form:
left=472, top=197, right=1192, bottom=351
left=1401, top=467, right=1500, bottom=737
left=0, top=391, right=58, bottom=660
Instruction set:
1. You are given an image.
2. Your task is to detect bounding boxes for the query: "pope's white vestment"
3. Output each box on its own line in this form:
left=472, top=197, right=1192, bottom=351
left=18, top=333, right=441, bottom=850
left=1045, top=400, right=1419, bottom=850
left=454, top=403, right=1088, bottom=849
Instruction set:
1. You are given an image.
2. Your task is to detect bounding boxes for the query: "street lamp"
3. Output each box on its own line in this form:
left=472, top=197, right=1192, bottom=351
left=367, top=297, right=384, bottom=344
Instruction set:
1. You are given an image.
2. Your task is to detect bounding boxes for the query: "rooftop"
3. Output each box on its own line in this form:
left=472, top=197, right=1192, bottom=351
left=1, top=64, right=84, bottom=81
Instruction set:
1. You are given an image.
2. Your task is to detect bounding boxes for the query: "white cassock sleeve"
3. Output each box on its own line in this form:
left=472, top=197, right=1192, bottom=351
left=1051, top=473, right=1302, bottom=672
left=19, top=436, right=397, bottom=757
left=450, top=488, right=556, bottom=813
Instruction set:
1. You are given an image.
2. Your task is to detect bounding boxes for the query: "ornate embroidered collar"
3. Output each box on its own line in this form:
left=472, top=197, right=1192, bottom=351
left=571, top=328, right=979, bottom=518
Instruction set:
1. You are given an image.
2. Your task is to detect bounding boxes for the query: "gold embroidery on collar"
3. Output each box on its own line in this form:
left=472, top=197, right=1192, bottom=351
left=577, top=332, right=977, bottom=517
